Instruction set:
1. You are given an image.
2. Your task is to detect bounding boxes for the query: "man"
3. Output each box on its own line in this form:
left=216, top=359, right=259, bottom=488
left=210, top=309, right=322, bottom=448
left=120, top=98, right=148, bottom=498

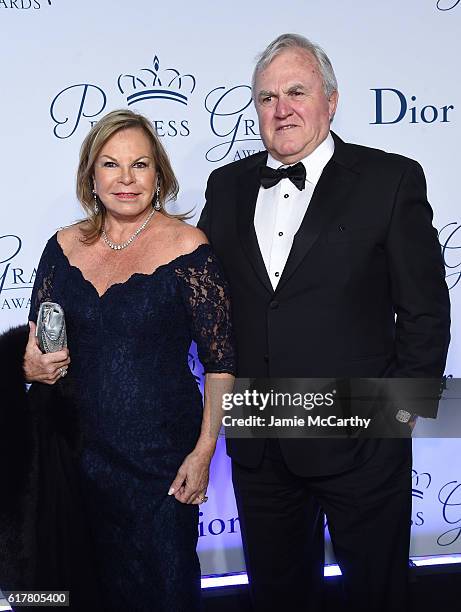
left=198, top=34, right=450, bottom=611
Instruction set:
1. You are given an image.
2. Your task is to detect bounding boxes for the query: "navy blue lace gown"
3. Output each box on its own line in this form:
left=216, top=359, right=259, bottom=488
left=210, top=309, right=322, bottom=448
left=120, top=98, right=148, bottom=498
left=29, top=234, right=235, bottom=612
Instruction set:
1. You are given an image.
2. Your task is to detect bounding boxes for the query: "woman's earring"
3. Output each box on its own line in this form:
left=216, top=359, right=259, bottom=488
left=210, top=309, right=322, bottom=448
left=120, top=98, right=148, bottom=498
left=92, top=189, right=99, bottom=215
left=153, top=181, right=161, bottom=211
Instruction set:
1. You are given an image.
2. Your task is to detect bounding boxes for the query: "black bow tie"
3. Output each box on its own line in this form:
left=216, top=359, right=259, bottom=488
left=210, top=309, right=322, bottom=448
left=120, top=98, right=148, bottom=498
left=259, top=162, right=306, bottom=191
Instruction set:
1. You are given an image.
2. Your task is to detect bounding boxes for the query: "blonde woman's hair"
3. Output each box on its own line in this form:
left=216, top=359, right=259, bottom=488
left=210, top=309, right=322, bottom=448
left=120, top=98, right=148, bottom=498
left=76, top=108, right=184, bottom=243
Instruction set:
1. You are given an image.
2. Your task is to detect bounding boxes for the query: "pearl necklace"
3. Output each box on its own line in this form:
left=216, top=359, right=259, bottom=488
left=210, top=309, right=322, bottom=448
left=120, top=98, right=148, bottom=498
left=101, top=209, right=156, bottom=250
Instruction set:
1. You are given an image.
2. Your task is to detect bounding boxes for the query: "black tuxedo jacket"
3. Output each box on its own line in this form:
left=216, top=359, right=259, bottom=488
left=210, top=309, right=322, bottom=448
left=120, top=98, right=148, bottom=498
left=198, top=132, right=450, bottom=476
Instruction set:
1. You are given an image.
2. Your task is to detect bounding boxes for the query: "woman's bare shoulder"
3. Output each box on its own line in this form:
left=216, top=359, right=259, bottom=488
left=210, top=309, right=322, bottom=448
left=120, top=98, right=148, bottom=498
left=173, top=219, right=209, bottom=252
left=156, top=215, right=208, bottom=252
left=57, top=222, right=88, bottom=252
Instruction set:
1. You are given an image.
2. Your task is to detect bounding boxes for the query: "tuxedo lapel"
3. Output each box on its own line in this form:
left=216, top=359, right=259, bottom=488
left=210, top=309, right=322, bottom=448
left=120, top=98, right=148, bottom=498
left=236, top=153, right=274, bottom=294
left=275, top=134, right=360, bottom=294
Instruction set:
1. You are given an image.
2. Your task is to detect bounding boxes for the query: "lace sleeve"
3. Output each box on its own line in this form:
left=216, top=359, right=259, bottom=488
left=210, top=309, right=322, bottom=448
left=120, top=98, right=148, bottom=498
left=175, top=245, right=236, bottom=375
left=29, top=237, right=57, bottom=323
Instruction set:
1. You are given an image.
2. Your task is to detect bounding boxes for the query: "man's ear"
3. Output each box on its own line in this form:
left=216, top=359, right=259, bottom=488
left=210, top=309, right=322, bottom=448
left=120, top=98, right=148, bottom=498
left=329, top=90, right=339, bottom=122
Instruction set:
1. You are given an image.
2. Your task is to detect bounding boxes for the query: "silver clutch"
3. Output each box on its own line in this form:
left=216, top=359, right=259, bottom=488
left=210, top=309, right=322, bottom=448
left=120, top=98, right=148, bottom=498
left=36, top=302, right=67, bottom=353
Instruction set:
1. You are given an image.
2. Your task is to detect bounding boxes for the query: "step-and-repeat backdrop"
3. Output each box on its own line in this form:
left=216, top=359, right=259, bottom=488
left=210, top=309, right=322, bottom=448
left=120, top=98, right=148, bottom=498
left=1, top=0, right=460, bottom=574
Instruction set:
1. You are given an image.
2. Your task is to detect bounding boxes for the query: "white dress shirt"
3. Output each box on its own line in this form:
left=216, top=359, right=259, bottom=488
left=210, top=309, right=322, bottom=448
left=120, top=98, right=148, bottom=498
left=254, top=132, right=335, bottom=289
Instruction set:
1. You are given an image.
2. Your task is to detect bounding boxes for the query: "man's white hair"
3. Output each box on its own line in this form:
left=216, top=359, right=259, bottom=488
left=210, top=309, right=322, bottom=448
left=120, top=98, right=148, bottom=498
left=252, top=33, right=338, bottom=98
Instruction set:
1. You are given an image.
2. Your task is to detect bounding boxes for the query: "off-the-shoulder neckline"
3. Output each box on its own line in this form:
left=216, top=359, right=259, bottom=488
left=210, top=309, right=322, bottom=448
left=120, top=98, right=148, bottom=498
left=50, top=233, right=212, bottom=299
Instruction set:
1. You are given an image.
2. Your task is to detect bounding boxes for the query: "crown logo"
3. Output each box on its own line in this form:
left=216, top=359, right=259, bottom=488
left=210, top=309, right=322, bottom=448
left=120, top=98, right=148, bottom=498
left=412, top=469, right=432, bottom=499
left=117, top=55, right=196, bottom=106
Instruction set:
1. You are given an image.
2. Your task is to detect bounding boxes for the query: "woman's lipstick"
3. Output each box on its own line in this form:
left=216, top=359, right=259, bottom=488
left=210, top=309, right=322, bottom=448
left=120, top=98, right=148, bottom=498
left=114, top=192, right=140, bottom=200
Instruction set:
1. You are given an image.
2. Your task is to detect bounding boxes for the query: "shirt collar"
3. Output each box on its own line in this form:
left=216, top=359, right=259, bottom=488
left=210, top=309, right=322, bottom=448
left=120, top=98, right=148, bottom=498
left=266, top=132, right=335, bottom=186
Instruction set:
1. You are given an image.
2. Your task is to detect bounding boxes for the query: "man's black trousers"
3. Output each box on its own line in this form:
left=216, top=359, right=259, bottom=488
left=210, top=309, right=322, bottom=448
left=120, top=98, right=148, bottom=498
left=232, top=438, right=412, bottom=612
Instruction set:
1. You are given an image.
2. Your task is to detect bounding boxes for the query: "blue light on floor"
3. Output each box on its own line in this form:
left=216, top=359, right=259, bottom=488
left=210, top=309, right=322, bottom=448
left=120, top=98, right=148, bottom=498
left=200, top=554, right=461, bottom=589
left=1, top=555, right=460, bottom=609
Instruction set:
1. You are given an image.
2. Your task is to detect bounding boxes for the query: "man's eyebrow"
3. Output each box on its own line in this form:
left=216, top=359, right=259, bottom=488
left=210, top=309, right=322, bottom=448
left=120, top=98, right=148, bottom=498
left=257, top=84, right=309, bottom=98
left=257, top=89, right=276, bottom=98
left=285, top=83, right=308, bottom=92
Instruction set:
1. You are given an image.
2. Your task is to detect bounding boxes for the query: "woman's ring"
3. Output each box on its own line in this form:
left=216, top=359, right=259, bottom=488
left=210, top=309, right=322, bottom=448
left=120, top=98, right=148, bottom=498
left=198, top=495, right=208, bottom=504
left=59, top=367, right=67, bottom=378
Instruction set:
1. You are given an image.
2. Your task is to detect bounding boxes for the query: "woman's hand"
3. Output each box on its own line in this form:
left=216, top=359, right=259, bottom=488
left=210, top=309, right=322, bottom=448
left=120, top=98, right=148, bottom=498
left=23, top=321, right=70, bottom=385
left=168, top=373, right=233, bottom=504
left=168, top=446, right=213, bottom=505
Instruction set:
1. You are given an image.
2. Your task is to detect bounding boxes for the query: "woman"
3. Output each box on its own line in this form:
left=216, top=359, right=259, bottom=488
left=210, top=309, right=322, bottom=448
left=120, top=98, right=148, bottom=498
left=23, top=109, right=235, bottom=611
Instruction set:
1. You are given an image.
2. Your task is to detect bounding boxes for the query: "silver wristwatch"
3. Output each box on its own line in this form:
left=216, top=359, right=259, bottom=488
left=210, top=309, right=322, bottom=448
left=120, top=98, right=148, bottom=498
left=395, top=409, right=415, bottom=424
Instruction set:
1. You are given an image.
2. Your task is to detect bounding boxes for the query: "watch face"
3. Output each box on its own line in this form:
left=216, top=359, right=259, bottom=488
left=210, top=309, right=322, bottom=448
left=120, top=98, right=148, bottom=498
left=395, top=409, right=411, bottom=423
